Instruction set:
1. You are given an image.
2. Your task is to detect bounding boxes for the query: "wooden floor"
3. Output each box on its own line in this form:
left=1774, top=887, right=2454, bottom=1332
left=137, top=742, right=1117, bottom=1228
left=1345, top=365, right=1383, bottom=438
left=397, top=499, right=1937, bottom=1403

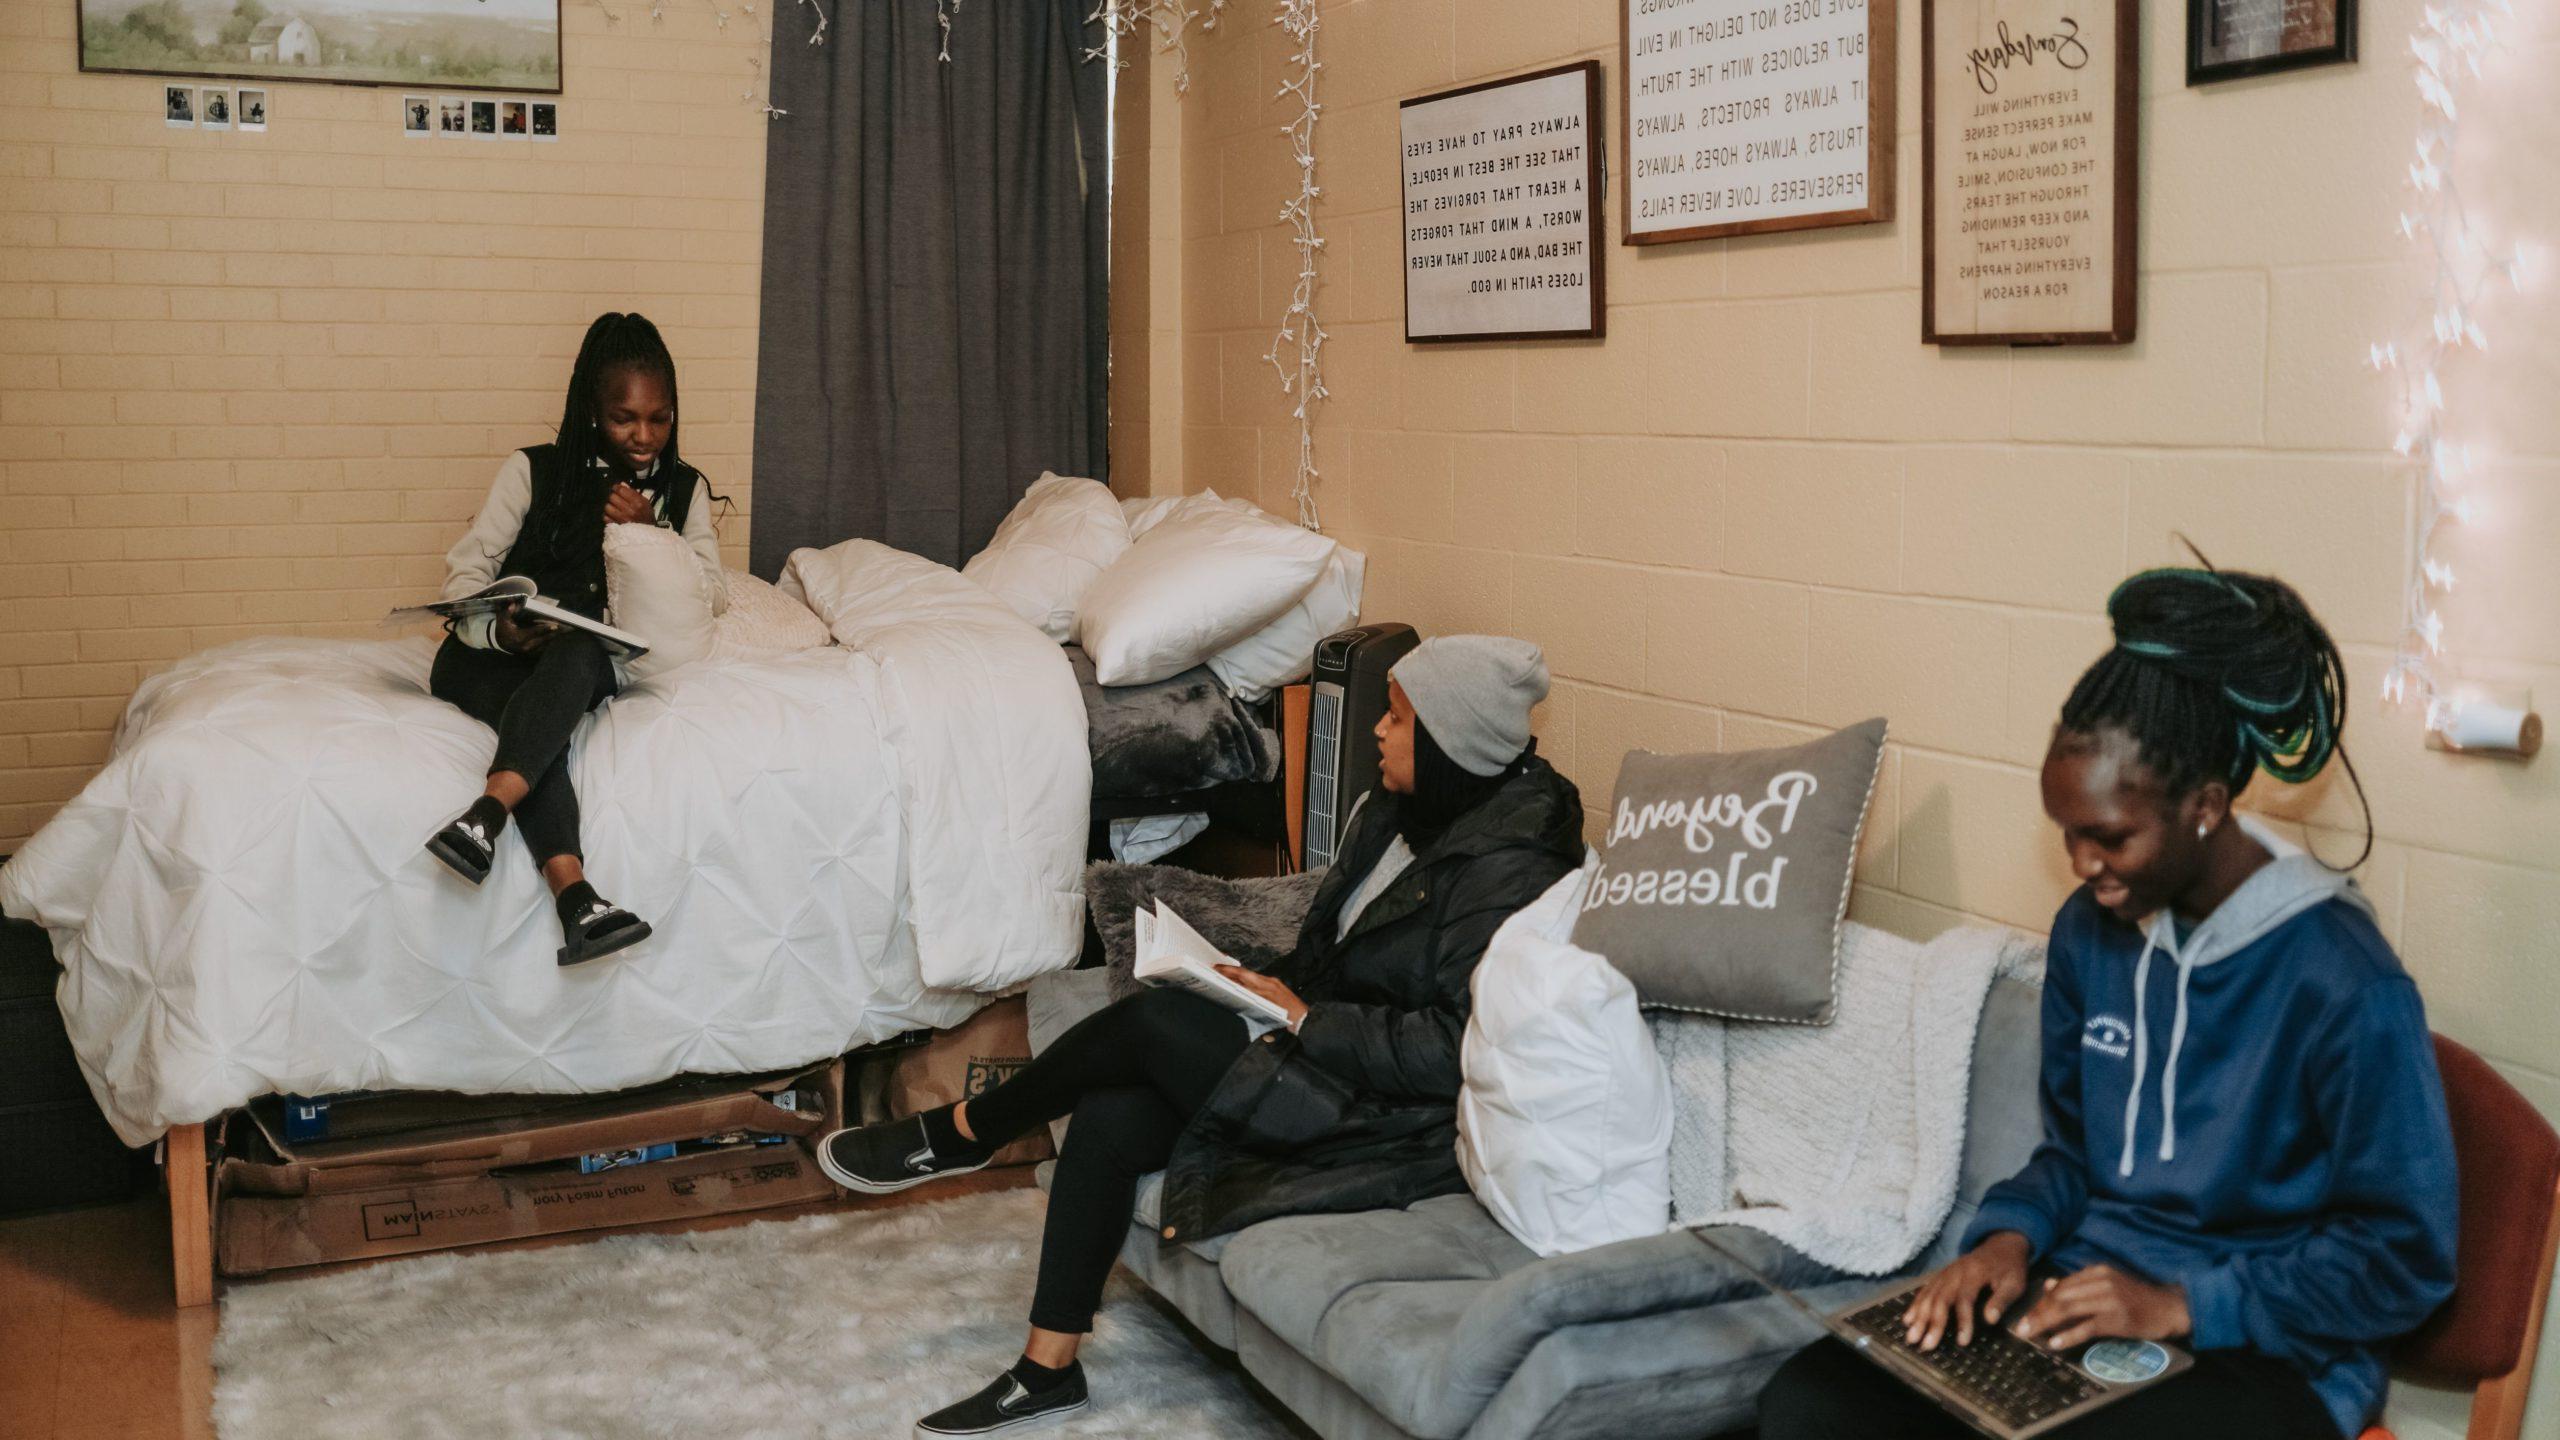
left=0, top=1167, right=1034, bottom=1440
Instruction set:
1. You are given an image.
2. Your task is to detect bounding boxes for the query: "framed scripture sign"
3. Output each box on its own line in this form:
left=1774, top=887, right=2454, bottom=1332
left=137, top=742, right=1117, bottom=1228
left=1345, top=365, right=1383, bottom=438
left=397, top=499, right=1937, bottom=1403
left=1922, top=0, right=2138, bottom=345
left=1622, top=0, right=1896, bottom=244
left=2187, top=0, right=2355, bottom=84
left=1400, top=61, right=1607, bottom=343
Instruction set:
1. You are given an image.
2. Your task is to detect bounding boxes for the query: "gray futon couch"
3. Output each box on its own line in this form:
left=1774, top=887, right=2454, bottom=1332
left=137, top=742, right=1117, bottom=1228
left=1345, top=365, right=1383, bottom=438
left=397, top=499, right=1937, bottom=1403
left=1027, top=876, right=2047, bottom=1440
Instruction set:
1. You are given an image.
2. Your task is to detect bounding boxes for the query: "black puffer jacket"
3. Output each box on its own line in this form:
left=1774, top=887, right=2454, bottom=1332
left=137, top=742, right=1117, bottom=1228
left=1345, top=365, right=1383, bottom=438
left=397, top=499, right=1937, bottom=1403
left=1156, top=755, right=1584, bottom=1242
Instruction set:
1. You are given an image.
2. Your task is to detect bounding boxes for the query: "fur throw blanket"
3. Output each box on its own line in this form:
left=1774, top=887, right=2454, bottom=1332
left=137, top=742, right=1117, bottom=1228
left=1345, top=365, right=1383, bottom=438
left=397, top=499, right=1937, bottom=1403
left=1652, top=921, right=2043, bottom=1275
left=1028, top=863, right=1326, bottom=1054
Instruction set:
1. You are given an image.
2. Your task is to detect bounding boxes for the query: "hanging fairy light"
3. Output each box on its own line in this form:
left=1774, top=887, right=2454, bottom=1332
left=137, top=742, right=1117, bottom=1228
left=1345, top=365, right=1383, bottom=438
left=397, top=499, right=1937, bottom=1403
left=1262, top=0, right=1325, bottom=531
left=2374, top=0, right=2527, bottom=738
left=1083, top=0, right=1228, bottom=94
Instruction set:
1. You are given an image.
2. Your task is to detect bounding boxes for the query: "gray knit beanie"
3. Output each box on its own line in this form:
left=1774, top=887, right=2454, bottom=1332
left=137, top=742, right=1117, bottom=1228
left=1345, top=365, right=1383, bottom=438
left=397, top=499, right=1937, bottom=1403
left=1389, top=636, right=1550, bottom=777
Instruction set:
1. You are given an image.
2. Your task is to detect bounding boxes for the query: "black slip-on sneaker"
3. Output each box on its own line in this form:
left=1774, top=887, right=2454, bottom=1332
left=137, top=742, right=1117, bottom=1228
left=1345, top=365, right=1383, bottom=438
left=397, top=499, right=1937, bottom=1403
left=914, top=1369, right=1088, bottom=1437
left=815, top=1115, right=992, bottom=1195
left=424, top=811, right=497, bottom=885
left=556, top=900, right=651, bottom=967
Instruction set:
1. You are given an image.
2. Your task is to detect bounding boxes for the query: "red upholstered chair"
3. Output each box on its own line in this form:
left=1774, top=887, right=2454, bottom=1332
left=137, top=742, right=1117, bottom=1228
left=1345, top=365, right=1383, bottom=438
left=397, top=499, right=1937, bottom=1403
left=2358, top=1036, right=2560, bottom=1440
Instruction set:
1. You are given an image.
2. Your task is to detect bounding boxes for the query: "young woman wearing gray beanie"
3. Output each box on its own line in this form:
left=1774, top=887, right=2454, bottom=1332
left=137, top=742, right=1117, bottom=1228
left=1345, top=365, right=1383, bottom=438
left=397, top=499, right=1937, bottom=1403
left=818, top=635, right=1585, bottom=1437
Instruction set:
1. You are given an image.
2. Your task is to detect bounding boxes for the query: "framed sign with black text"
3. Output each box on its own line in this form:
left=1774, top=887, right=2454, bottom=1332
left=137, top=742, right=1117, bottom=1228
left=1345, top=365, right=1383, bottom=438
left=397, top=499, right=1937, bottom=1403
left=1622, top=0, right=1896, bottom=244
left=1400, top=62, right=1607, bottom=343
left=2187, top=0, right=2355, bottom=84
left=1922, top=0, right=2138, bottom=344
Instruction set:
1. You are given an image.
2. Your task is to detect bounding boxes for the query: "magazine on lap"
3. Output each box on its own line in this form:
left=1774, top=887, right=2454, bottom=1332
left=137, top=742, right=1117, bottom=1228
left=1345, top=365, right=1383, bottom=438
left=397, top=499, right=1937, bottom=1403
left=387, top=576, right=652, bottom=660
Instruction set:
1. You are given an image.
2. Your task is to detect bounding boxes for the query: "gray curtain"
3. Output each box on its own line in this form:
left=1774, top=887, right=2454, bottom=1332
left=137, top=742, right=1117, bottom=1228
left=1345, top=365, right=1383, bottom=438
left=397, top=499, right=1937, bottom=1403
left=750, top=0, right=1109, bottom=576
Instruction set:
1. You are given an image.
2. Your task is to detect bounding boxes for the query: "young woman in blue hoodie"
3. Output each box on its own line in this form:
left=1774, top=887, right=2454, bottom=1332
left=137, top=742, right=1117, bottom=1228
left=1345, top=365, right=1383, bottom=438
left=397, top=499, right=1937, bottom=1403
left=1759, top=566, right=2459, bottom=1439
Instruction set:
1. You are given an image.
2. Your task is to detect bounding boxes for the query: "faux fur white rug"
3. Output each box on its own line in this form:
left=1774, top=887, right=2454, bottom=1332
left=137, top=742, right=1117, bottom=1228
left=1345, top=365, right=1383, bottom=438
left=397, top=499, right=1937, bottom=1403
left=212, top=1188, right=1301, bottom=1439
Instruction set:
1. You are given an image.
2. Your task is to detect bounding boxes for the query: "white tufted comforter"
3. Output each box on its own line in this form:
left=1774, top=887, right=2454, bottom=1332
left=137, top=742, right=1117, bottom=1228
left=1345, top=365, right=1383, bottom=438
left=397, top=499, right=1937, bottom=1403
left=0, top=541, right=1090, bottom=1144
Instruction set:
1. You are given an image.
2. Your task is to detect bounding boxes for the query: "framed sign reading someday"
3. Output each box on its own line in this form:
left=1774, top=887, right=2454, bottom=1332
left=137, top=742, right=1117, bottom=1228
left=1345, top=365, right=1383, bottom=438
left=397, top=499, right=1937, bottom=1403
left=2188, top=0, right=2355, bottom=84
left=1400, top=61, right=1607, bottom=343
left=1622, top=0, right=1896, bottom=244
left=1922, top=0, right=2138, bottom=344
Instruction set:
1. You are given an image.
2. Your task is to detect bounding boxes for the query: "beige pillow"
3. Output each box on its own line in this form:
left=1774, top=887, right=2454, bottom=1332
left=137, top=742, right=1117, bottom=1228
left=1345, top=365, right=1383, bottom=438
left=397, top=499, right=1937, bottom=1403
left=1570, top=719, right=1887, bottom=1024
left=603, top=523, right=720, bottom=680
left=710, top=570, right=832, bottom=656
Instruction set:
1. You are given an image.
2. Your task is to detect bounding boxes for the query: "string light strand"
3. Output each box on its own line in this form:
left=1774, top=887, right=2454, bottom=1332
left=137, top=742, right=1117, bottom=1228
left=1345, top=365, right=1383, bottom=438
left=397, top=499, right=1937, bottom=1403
left=2374, top=0, right=2528, bottom=733
left=1082, top=0, right=1227, bottom=94
left=1261, top=0, right=1325, bottom=530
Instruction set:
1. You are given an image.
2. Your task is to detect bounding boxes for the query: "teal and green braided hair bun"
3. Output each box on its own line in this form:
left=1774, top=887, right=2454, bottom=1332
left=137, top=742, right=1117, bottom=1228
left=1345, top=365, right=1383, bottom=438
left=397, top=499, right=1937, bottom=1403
left=2060, top=566, right=2350, bottom=799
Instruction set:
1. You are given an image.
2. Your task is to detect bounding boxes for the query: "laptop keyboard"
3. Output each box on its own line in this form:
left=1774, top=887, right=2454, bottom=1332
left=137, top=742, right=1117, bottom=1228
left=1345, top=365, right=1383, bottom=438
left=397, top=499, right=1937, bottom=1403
left=1844, top=1291, right=2105, bottom=1431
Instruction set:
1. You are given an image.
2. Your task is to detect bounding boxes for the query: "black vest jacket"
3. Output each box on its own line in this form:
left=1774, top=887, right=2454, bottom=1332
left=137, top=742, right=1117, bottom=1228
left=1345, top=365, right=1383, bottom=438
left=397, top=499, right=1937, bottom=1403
left=500, top=444, right=700, bottom=619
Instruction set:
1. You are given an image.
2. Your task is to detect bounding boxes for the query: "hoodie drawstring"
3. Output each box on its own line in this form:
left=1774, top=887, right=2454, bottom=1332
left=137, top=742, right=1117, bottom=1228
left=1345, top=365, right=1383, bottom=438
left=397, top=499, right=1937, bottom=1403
left=2118, top=927, right=2159, bottom=1179
left=2159, top=956, right=2196, bottom=1164
left=2119, top=919, right=2200, bottom=1177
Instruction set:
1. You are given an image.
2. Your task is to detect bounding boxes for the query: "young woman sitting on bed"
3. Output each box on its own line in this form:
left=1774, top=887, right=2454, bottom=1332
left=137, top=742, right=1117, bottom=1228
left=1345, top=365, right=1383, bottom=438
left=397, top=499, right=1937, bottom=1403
left=817, top=636, right=1585, bottom=1436
left=1758, top=565, right=2458, bottom=1440
left=422, top=312, right=727, bottom=967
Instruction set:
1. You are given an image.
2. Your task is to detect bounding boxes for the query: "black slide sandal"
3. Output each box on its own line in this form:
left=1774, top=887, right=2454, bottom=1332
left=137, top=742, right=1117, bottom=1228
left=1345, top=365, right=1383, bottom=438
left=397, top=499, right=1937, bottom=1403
left=424, top=815, right=496, bottom=885
left=558, top=902, right=651, bottom=967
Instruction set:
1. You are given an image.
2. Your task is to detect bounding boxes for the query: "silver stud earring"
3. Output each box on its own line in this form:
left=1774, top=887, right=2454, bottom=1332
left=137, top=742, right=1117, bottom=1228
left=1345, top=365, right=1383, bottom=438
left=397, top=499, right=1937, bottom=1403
left=2197, top=823, right=2211, bottom=841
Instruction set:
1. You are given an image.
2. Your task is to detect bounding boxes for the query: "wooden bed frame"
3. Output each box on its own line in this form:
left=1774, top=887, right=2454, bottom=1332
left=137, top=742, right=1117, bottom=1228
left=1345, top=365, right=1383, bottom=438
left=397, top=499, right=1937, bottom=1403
left=164, top=682, right=1316, bottom=1308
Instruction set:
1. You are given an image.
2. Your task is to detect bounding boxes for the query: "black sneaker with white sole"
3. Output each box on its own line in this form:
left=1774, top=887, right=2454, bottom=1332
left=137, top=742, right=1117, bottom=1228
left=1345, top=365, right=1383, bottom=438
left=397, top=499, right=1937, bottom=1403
left=815, top=1115, right=992, bottom=1195
left=914, top=1367, right=1089, bottom=1436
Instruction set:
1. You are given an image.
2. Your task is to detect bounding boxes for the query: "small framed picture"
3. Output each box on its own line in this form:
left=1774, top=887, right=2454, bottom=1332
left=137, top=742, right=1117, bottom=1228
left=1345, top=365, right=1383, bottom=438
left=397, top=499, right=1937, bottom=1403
left=2189, top=0, right=2356, bottom=83
left=469, top=98, right=498, bottom=139
left=164, top=84, right=195, bottom=128
left=238, top=88, right=267, bottom=132
left=499, top=99, right=528, bottom=139
left=402, top=94, right=433, bottom=137
left=438, top=97, right=467, bottom=137
left=201, top=87, right=231, bottom=131
left=531, top=101, right=558, bottom=141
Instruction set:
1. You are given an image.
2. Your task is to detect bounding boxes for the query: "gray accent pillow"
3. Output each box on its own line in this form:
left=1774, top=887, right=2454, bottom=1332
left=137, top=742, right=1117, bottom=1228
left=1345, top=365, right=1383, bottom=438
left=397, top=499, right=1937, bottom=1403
left=1570, top=718, right=1887, bottom=1024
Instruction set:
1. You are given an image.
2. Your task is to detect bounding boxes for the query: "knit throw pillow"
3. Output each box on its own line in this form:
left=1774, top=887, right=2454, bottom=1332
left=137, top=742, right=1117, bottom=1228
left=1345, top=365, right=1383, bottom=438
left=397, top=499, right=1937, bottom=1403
left=1570, top=718, right=1887, bottom=1024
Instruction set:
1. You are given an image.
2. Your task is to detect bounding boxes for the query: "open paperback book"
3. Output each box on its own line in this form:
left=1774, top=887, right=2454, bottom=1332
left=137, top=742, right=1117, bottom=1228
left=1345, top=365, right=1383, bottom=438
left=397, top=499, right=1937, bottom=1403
left=1133, top=900, right=1294, bottom=1027
left=386, top=576, right=651, bottom=660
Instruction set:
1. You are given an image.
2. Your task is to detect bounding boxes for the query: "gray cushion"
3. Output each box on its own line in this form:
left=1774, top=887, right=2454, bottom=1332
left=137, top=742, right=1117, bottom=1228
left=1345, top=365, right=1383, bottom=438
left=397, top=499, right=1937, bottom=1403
left=1573, top=720, right=1887, bottom=1023
left=1219, top=1197, right=1854, bottom=1439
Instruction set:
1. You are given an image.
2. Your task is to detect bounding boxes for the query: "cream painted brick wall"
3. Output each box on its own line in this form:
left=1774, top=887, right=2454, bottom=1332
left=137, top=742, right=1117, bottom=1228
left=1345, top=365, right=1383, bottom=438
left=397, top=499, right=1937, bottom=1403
left=1152, top=3, right=2560, bottom=1432
left=0, top=0, right=768, bottom=847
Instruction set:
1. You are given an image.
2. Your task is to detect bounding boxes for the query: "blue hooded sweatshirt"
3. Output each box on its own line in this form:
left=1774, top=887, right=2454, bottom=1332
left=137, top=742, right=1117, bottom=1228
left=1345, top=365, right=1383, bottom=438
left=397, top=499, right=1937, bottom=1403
left=1963, top=817, right=2459, bottom=1437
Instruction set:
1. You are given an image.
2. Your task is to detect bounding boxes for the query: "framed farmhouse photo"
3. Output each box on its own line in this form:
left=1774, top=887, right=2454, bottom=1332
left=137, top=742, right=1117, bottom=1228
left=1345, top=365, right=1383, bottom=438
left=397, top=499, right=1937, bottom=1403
left=2188, top=0, right=2355, bottom=84
left=1922, top=0, right=2139, bottom=345
left=1399, top=61, right=1608, bottom=343
left=1622, top=0, right=1897, bottom=245
left=78, top=0, right=563, bottom=94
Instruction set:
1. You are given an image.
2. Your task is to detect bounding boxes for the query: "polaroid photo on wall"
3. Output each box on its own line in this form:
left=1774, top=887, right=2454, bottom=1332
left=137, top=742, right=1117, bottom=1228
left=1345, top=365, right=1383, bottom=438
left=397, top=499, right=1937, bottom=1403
left=499, top=100, right=528, bottom=139
left=469, top=98, right=497, bottom=139
left=202, top=87, right=231, bottom=131
left=438, top=96, right=466, bottom=137
left=238, top=88, right=267, bottom=132
left=403, top=95, right=432, bottom=137
left=164, top=84, right=196, bottom=128
left=531, top=101, right=558, bottom=141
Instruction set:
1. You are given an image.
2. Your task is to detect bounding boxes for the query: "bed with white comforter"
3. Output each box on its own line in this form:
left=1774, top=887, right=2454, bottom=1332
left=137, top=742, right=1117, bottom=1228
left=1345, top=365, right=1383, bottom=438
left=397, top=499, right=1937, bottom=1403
left=0, top=540, right=1089, bottom=1145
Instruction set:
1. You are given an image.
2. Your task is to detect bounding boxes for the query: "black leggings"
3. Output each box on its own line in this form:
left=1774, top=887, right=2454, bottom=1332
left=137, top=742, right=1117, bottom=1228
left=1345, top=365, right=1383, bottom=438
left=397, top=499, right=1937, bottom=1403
left=429, top=631, right=619, bottom=865
left=1758, top=1335, right=2339, bottom=1440
left=961, top=988, right=1251, bottom=1334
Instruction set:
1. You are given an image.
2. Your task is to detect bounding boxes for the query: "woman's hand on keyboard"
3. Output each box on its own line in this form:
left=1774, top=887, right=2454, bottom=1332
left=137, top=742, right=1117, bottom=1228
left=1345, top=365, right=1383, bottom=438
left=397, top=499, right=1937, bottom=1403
left=2014, top=1265, right=2191, bottom=1351
left=1905, top=1231, right=2032, bottom=1351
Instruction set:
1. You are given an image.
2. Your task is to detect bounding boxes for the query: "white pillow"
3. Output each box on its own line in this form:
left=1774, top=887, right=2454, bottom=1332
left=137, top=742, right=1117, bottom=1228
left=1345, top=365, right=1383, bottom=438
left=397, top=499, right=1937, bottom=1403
left=1077, top=500, right=1337, bottom=686
left=963, top=472, right=1131, bottom=643
left=1120, top=488, right=1216, bottom=539
left=1458, top=856, right=1674, bottom=1258
left=709, top=569, right=832, bottom=656
left=1207, top=544, right=1364, bottom=702
left=603, top=523, right=720, bottom=680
